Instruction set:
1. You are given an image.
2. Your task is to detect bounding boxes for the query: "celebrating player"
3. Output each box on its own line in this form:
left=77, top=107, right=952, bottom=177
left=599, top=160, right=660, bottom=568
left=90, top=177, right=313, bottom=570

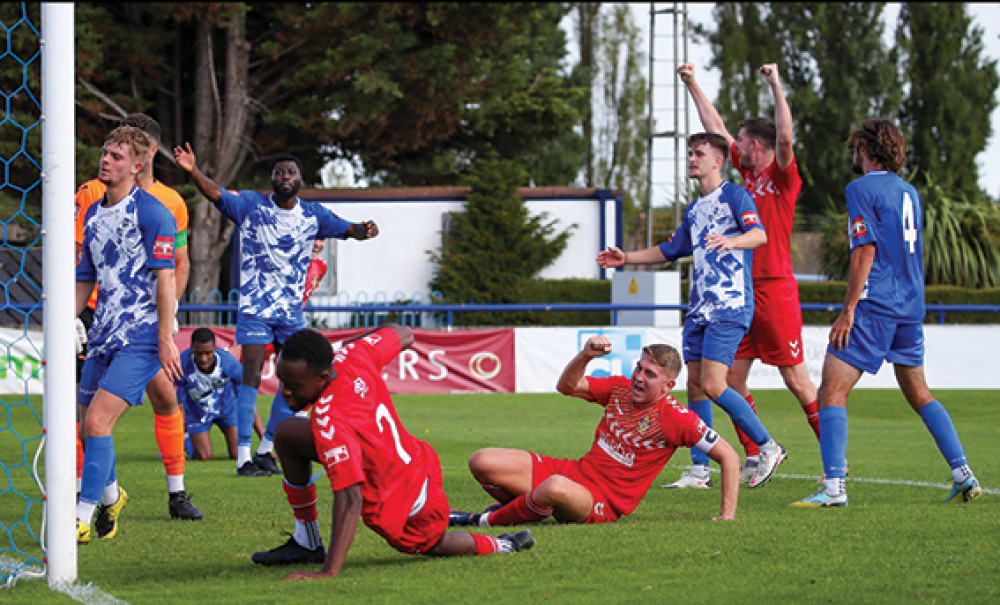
left=669, top=62, right=822, bottom=488
left=252, top=325, right=535, bottom=580
left=174, top=143, right=379, bottom=477
left=449, top=334, right=740, bottom=528
left=177, top=327, right=245, bottom=460
left=597, top=132, right=787, bottom=489
left=76, top=126, right=197, bottom=544
left=791, top=119, right=982, bottom=507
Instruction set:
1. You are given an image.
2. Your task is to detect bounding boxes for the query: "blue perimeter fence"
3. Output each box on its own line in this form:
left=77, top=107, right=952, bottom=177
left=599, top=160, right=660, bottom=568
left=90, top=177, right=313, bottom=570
left=5, top=289, right=1000, bottom=330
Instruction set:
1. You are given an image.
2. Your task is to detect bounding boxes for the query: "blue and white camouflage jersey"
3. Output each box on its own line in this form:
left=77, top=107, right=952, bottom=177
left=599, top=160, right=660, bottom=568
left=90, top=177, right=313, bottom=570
left=77, top=186, right=177, bottom=355
left=217, top=190, right=354, bottom=320
left=177, top=348, right=243, bottom=424
left=658, top=181, right=763, bottom=327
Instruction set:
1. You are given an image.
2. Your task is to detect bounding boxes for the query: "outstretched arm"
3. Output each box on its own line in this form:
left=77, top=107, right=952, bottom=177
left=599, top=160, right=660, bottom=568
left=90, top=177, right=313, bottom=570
left=760, top=63, right=794, bottom=170
left=173, top=142, right=222, bottom=204
left=282, top=483, right=363, bottom=581
left=678, top=62, right=733, bottom=146
left=597, top=245, right=668, bottom=269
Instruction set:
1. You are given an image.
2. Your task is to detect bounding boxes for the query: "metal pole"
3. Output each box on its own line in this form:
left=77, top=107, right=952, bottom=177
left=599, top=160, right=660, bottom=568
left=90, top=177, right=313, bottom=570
left=41, top=1, right=77, bottom=586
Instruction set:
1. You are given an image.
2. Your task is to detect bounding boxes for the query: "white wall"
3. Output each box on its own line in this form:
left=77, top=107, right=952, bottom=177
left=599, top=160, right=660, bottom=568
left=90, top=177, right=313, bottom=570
left=316, top=194, right=618, bottom=298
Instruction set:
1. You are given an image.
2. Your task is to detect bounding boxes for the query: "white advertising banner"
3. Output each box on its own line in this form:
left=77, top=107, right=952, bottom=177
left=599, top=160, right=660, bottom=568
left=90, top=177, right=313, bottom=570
left=514, top=325, right=1000, bottom=394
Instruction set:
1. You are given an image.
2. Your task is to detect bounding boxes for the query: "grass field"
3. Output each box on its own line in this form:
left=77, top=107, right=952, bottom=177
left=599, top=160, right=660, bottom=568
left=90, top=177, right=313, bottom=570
left=2, top=389, right=999, bottom=604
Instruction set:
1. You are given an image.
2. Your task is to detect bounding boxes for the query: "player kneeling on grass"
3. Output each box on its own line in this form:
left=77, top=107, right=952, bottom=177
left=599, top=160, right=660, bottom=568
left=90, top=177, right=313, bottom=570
left=449, top=335, right=740, bottom=528
left=253, top=325, right=535, bottom=580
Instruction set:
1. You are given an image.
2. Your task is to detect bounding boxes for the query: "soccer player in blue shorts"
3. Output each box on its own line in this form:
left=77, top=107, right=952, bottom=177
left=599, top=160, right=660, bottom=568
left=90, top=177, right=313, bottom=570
left=598, top=132, right=788, bottom=488
left=791, top=118, right=982, bottom=507
left=177, top=327, right=244, bottom=460
left=76, top=126, right=194, bottom=544
left=173, top=142, right=379, bottom=477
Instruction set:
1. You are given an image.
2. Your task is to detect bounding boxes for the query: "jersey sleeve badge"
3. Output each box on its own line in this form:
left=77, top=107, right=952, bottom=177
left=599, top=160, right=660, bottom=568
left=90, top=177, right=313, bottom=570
left=153, top=236, right=174, bottom=260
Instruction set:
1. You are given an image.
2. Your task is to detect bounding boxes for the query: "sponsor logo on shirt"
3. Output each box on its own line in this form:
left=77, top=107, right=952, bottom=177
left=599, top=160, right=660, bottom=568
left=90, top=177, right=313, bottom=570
left=740, top=211, right=760, bottom=227
left=353, top=377, right=368, bottom=398
left=153, top=236, right=174, bottom=260
left=322, top=444, right=349, bottom=465
left=851, top=216, right=868, bottom=239
left=597, top=433, right=635, bottom=467
left=227, top=189, right=240, bottom=196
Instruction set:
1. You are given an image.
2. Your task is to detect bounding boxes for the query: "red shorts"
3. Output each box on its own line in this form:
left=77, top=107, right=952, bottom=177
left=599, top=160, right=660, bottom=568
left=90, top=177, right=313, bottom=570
left=530, top=453, right=620, bottom=524
left=736, top=276, right=805, bottom=366
left=371, top=462, right=450, bottom=555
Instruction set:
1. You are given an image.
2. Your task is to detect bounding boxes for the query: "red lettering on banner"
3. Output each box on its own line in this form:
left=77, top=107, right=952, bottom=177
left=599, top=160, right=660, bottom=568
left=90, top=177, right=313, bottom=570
left=174, top=326, right=516, bottom=394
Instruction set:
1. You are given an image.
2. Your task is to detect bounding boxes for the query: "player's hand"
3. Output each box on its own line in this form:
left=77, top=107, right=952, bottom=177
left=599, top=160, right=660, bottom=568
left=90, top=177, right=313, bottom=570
left=74, top=317, right=87, bottom=355
left=759, top=63, right=780, bottom=86
left=704, top=233, right=733, bottom=252
left=584, top=335, right=612, bottom=358
left=159, top=338, right=182, bottom=383
left=362, top=220, right=379, bottom=239
left=828, top=309, right=854, bottom=351
left=596, top=246, right=626, bottom=269
left=678, top=62, right=695, bottom=84
left=173, top=142, right=196, bottom=173
left=282, top=569, right=336, bottom=581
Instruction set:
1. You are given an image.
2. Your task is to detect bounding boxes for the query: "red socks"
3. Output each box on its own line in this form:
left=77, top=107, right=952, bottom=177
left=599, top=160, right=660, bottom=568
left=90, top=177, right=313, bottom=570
left=485, top=490, right=552, bottom=526
left=283, top=480, right=318, bottom=522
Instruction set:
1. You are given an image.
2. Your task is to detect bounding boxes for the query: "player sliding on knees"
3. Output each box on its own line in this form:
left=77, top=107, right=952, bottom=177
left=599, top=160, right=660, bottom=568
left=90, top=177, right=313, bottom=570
left=449, top=334, right=740, bottom=528
left=252, top=325, right=535, bottom=580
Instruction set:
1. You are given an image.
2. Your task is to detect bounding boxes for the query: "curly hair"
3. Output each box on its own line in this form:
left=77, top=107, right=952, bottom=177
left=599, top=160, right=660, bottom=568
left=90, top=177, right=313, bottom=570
left=280, top=328, right=333, bottom=372
left=120, top=113, right=161, bottom=141
left=846, top=118, right=908, bottom=173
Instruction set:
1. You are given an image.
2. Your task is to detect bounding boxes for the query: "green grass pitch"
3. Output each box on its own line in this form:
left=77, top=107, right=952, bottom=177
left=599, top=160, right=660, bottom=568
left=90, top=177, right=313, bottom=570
left=3, top=389, right=999, bottom=603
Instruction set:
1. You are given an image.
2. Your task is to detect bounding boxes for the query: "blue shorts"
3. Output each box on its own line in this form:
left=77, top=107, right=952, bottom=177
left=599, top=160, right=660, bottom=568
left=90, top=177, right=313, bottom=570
left=235, top=312, right=305, bottom=346
left=78, top=345, right=161, bottom=407
left=682, top=317, right=748, bottom=367
left=184, top=399, right=239, bottom=434
left=829, top=306, right=924, bottom=374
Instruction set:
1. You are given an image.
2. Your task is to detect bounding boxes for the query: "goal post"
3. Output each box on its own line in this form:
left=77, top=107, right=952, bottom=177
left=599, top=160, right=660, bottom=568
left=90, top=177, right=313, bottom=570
left=40, top=1, right=76, bottom=586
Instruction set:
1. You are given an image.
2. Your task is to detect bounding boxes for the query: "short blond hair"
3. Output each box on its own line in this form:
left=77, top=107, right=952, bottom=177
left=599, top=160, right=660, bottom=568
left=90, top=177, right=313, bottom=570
left=642, top=343, right=682, bottom=380
left=104, top=125, right=151, bottom=166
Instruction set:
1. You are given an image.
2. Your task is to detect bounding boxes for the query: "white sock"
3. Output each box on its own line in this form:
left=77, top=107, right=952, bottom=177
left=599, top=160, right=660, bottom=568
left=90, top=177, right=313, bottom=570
left=77, top=502, right=96, bottom=524
left=746, top=455, right=761, bottom=463
left=256, top=437, right=274, bottom=456
left=952, top=465, right=973, bottom=483
left=692, top=464, right=710, bottom=477
left=825, top=477, right=846, bottom=496
left=166, top=475, right=185, bottom=494
left=101, top=481, right=119, bottom=506
left=294, top=520, right=323, bottom=550
left=237, top=445, right=252, bottom=467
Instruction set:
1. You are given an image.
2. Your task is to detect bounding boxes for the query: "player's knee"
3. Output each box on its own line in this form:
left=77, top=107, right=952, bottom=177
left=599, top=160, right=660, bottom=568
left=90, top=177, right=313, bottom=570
left=468, top=448, right=497, bottom=477
left=536, top=474, right=575, bottom=503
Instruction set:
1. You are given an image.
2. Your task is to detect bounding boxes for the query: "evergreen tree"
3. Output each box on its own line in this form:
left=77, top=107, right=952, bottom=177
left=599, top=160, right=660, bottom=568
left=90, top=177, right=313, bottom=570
left=428, top=151, right=573, bottom=325
left=897, top=2, right=999, bottom=200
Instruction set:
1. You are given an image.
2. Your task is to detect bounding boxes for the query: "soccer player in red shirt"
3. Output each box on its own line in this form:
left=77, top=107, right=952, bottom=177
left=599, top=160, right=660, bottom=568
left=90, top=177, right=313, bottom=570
left=448, top=334, right=740, bottom=528
left=665, top=61, right=823, bottom=488
left=251, top=325, right=535, bottom=579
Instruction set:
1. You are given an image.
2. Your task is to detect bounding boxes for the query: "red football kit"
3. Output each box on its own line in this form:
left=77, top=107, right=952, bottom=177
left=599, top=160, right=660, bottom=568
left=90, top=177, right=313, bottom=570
left=309, top=327, right=449, bottom=554
left=731, top=142, right=806, bottom=366
left=528, top=375, right=716, bottom=521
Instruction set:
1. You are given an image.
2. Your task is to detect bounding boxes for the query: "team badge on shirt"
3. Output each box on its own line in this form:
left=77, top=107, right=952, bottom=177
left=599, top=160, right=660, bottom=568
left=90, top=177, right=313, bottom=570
left=851, top=216, right=868, bottom=240
left=638, top=414, right=653, bottom=435
left=740, top=211, right=760, bottom=227
left=153, top=236, right=174, bottom=260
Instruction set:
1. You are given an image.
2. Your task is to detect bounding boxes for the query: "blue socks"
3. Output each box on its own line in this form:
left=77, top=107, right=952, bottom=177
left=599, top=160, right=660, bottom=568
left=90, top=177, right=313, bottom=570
left=819, top=406, right=849, bottom=479
left=687, top=399, right=714, bottom=466
left=237, top=384, right=259, bottom=448
left=80, top=435, right=115, bottom=505
left=714, top=387, right=769, bottom=444
left=263, top=390, right=294, bottom=443
left=917, top=400, right=968, bottom=469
